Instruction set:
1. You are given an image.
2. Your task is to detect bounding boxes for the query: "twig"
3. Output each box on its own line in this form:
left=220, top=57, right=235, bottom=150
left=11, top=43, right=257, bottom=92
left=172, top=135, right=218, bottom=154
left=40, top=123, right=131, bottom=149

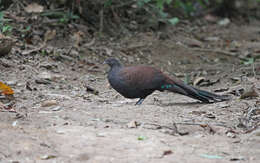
left=175, top=122, right=229, bottom=128
left=244, top=125, right=259, bottom=134
left=85, top=85, right=99, bottom=95
left=83, top=38, right=95, bottom=48
left=113, top=0, right=136, bottom=8
left=22, top=44, right=46, bottom=55
left=66, top=46, right=73, bottom=55
left=252, top=62, right=256, bottom=78
left=191, top=48, right=244, bottom=60
left=99, top=9, right=104, bottom=34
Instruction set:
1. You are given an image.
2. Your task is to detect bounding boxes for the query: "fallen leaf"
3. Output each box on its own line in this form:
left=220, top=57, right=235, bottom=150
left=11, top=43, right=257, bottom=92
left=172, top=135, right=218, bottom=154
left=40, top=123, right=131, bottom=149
left=0, top=81, right=14, bottom=95
left=193, top=77, right=206, bottom=86
left=127, top=120, right=138, bottom=128
left=214, top=88, right=229, bottom=92
left=72, top=31, right=84, bottom=48
left=85, top=85, right=99, bottom=95
left=240, top=86, right=259, bottom=99
left=226, top=132, right=236, bottom=138
left=181, top=37, right=203, bottom=48
left=218, top=18, right=230, bottom=26
left=204, top=113, right=216, bottom=119
left=0, top=39, right=13, bottom=57
left=162, top=150, right=173, bottom=157
left=44, top=30, right=56, bottom=43
left=25, top=3, right=44, bottom=13
left=0, top=102, right=5, bottom=109
left=0, top=102, right=16, bottom=112
left=137, top=136, right=147, bottom=141
left=204, top=14, right=218, bottom=23
left=190, top=110, right=206, bottom=116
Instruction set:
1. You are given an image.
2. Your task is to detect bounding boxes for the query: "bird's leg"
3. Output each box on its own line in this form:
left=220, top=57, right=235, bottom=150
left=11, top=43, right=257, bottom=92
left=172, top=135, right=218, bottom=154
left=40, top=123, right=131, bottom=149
left=135, top=98, right=144, bottom=105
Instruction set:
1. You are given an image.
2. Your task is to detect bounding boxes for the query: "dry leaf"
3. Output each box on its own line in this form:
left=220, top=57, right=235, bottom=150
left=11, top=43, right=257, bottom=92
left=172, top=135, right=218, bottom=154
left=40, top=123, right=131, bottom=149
left=0, top=81, right=14, bottom=95
left=25, top=3, right=44, bottom=13
left=127, top=120, right=138, bottom=128
left=44, top=30, right=56, bottom=43
left=0, top=39, right=13, bottom=57
left=0, top=102, right=5, bottom=110
left=240, top=86, right=259, bottom=99
left=0, top=102, right=16, bottom=112
left=193, top=77, right=206, bottom=86
left=72, top=31, right=84, bottom=48
left=161, top=150, right=173, bottom=157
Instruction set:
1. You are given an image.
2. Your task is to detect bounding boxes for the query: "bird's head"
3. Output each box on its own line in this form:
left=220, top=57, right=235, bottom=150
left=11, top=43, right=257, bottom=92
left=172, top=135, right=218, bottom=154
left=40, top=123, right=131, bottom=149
left=104, top=58, right=122, bottom=68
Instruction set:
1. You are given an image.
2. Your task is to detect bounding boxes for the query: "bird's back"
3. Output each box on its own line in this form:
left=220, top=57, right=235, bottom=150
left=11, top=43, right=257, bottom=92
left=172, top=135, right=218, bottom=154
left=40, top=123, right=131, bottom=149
left=108, top=65, right=166, bottom=98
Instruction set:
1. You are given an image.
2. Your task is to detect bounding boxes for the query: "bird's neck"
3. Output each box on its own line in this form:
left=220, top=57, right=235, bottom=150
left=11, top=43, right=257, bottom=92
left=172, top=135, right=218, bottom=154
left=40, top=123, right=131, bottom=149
left=109, top=65, right=122, bottom=74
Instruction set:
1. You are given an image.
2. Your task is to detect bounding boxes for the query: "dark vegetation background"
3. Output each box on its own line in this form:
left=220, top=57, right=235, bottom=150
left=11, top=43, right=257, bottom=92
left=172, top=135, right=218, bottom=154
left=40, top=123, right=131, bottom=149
left=1, top=0, right=260, bottom=36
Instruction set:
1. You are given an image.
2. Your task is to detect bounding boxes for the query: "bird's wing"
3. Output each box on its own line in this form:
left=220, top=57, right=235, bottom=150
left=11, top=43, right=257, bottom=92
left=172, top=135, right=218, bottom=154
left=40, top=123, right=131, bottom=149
left=118, top=66, right=164, bottom=90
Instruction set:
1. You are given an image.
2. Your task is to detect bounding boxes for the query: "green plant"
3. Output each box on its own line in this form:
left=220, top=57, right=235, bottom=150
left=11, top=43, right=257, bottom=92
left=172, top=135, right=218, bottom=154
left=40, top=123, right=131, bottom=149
left=242, top=57, right=254, bottom=65
left=41, top=11, right=79, bottom=24
left=174, top=0, right=209, bottom=17
left=137, top=0, right=179, bottom=25
left=59, top=11, right=79, bottom=23
left=0, top=12, right=13, bottom=35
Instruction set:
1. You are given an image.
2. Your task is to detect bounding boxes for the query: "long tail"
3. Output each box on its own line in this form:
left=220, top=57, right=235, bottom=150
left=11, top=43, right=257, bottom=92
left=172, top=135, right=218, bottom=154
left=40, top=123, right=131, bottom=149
left=163, top=77, right=230, bottom=103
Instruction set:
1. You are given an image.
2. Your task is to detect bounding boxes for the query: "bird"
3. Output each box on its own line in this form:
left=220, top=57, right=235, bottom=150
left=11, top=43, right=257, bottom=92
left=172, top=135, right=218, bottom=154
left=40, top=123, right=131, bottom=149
left=104, top=58, right=230, bottom=105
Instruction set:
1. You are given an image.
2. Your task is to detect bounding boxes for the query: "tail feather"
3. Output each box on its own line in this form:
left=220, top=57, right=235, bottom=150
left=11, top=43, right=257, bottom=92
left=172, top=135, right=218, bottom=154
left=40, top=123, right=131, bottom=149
left=164, top=78, right=230, bottom=103
left=193, top=87, right=230, bottom=102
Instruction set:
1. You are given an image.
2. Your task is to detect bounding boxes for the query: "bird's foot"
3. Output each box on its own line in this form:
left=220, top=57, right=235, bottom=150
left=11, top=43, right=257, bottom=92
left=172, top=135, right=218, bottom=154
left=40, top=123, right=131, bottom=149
left=135, top=98, right=144, bottom=105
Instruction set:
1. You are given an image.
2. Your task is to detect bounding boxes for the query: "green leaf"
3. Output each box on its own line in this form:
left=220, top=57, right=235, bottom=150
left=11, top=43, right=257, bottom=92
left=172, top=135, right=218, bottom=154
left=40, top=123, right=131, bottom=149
left=165, top=0, right=172, bottom=4
left=184, top=74, right=190, bottom=85
left=158, top=10, right=168, bottom=18
left=137, top=0, right=152, bottom=7
left=2, top=25, right=12, bottom=33
left=104, top=0, right=113, bottom=8
left=168, top=17, right=179, bottom=25
left=157, top=0, right=164, bottom=10
left=242, top=58, right=254, bottom=65
left=0, top=12, right=3, bottom=20
left=137, top=136, right=147, bottom=140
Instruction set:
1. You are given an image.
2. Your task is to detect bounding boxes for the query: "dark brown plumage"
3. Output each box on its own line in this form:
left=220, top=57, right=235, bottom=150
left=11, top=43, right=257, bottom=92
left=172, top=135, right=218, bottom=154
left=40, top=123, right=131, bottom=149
left=104, top=58, right=230, bottom=105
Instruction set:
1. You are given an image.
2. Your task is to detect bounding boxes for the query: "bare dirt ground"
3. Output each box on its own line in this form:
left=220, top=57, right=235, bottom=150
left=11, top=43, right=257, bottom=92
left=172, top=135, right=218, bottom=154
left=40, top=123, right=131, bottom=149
left=1, top=14, right=260, bottom=163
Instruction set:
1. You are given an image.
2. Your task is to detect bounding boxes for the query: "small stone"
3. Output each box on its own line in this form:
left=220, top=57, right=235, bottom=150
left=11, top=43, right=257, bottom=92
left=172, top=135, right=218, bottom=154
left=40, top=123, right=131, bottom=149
left=12, top=120, right=18, bottom=127
left=96, top=133, right=106, bottom=137
left=218, top=18, right=230, bottom=26
left=127, top=120, right=138, bottom=128
left=51, top=106, right=62, bottom=111
left=227, top=132, right=236, bottom=138
left=41, top=100, right=58, bottom=107
left=204, top=37, right=219, bottom=41
left=40, top=154, right=56, bottom=160
left=39, top=62, right=58, bottom=70
left=38, top=72, right=52, bottom=80
left=56, top=129, right=66, bottom=134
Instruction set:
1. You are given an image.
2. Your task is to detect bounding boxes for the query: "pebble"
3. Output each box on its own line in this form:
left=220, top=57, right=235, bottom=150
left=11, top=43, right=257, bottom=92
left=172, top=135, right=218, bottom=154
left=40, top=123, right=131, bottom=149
left=51, top=106, right=62, bottom=111
left=41, top=100, right=58, bottom=107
